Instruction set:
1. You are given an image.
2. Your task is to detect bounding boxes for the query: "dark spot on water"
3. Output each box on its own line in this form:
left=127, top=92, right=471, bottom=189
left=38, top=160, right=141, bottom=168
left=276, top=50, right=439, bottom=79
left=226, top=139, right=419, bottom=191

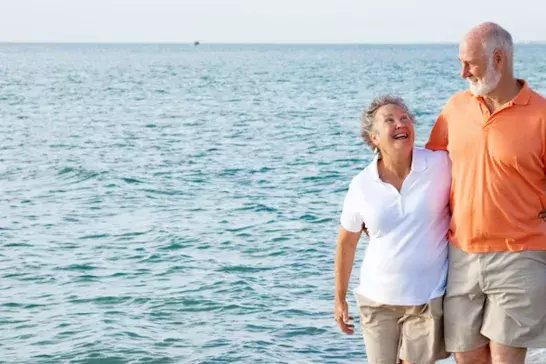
left=140, top=254, right=162, bottom=263
left=79, top=233, right=109, bottom=240
left=272, top=236, right=289, bottom=242
left=58, top=167, right=74, bottom=175
left=76, top=274, right=99, bottom=282
left=309, top=217, right=334, bottom=224
left=122, top=177, right=144, bottom=184
left=218, top=265, right=276, bottom=273
left=4, top=242, right=32, bottom=247
left=59, top=264, right=97, bottom=271
left=2, top=302, right=24, bottom=308
left=24, top=304, right=48, bottom=309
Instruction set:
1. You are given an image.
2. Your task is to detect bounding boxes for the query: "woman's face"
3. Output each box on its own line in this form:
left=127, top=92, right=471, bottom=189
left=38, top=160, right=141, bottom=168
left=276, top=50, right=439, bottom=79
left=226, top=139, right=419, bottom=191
left=370, top=104, right=415, bottom=156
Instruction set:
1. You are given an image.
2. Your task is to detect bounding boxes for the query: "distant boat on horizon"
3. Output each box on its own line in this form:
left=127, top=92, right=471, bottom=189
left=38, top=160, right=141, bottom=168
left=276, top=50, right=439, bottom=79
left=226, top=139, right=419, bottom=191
left=194, top=41, right=200, bottom=46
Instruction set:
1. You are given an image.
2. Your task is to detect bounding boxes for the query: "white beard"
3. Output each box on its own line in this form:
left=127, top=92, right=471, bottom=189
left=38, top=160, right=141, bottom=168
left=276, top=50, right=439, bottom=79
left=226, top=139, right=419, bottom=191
left=468, top=57, right=501, bottom=96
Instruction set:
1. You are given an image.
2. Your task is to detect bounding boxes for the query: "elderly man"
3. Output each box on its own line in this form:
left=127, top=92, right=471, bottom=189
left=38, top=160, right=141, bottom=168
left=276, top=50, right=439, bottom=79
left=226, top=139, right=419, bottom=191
left=426, top=22, right=546, bottom=364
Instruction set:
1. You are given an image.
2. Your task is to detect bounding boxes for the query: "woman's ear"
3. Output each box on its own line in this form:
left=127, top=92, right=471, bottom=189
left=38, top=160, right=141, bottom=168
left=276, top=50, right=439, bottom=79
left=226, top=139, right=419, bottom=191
left=369, top=132, right=379, bottom=147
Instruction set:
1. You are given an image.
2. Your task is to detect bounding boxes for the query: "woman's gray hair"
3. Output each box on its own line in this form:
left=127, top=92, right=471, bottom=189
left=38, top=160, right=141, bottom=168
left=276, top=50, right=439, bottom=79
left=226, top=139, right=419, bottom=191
left=360, top=95, right=415, bottom=155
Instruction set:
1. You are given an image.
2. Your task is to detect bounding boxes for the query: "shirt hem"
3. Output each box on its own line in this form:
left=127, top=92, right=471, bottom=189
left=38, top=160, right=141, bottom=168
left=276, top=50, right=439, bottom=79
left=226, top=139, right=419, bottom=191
left=353, top=287, right=444, bottom=306
left=451, top=241, right=546, bottom=253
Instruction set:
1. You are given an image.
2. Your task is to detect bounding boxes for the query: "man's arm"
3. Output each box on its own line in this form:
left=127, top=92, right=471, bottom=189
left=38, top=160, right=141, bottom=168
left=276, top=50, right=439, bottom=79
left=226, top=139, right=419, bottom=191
left=425, top=112, right=449, bottom=151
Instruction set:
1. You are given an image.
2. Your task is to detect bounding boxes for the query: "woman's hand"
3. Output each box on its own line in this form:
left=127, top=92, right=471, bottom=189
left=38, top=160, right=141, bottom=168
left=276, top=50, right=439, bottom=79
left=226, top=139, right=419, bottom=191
left=334, top=298, right=354, bottom=335
left=334, top=226, right=360, bottom=335
left=362, top=222, right=369, bottom=236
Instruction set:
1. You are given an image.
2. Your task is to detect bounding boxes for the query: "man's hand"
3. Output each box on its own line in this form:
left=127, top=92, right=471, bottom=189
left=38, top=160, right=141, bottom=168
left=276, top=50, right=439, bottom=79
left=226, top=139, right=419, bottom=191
left=334, top=298, right=354, bottom=335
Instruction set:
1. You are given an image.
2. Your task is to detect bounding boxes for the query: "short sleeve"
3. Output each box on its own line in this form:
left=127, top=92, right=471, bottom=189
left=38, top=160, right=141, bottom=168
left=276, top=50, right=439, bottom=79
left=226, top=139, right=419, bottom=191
left=425, top=111, right=449, bottom=152
left=340, top=181, right=364, bottom=233
left=542, top=113, right=546, bottom=173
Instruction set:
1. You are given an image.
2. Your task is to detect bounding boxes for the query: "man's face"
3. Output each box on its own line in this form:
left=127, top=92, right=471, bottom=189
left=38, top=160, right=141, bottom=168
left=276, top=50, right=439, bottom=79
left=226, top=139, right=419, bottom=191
left=459, top=39, right=501, bottom=96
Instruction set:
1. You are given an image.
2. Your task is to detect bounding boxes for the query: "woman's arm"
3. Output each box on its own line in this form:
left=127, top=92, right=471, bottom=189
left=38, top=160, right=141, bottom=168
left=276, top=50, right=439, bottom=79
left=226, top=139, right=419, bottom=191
left=334, top=226, right=362, bottom=335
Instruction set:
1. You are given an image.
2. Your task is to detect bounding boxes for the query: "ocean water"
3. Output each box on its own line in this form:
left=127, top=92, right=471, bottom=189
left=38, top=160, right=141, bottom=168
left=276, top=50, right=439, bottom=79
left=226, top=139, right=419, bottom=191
left=1, top=43, right=546, bottom=363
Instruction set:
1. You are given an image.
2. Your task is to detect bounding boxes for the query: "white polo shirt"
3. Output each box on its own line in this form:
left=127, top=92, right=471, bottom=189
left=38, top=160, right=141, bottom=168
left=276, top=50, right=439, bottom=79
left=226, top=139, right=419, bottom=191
left=340, top=147, right=451, bottom=305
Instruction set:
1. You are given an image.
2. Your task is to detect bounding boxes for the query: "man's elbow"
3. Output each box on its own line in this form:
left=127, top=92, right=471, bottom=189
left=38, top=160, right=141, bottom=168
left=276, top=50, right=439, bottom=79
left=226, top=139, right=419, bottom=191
left=425, top=141, right=447, bottom=151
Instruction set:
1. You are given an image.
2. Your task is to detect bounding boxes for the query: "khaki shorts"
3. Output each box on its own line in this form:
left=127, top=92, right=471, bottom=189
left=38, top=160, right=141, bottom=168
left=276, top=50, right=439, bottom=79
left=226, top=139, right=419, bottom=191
left=354, top=292, right=449, bottom=364
left=444, top=244, right=546, bottom=352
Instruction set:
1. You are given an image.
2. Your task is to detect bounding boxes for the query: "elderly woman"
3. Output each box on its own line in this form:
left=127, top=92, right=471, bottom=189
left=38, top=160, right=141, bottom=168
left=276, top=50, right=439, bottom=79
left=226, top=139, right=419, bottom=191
left=334, top=95, right=451, bottom=364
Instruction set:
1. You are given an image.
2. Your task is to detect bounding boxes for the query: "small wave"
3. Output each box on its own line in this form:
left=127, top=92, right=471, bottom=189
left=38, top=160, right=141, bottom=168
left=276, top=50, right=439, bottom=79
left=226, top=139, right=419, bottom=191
left=271, top=236, right=290, bottom=242
left=141, top=188, right=185, bottom=196
left=2, top=302, right=24, bottom=308
left=121, top=177, right=145, bottom=184
left=266, top=250, right=287, bottom=257
left=57, top=167, right=104, bottom=184
left=202, top=339, right=231, bottom=349
left=79, top=233, right=110, bottom=240
left=273, top=308, right=321, bottom=317
left=139, top=254, right=163, bottom=263
left=235, top=203, right=277, bottom=213
left=4, top=242, right=33, bottom=247
left=251, top=167, right=273, bottom=174
left=159, top=113, right=182, bottom=119
left=218, top=265, right=277, bottom=273
left=23, top=303, right=49, bottom=309
left=74, top=274, right=99, bottom=282
left=224, top=223, right=265, bottom=233
left=70, top=296, right=132, bottom=305
left=114, top=230, right=151, bottom=238
left=219, top=168, right=245, bottom=176
left=274, top=326, right=327, bottom=338
left=308, top=217, right=334, bottom=224
left=157, top=243, right=188, bottom=251
left=57, top=264, right=98, bottom=271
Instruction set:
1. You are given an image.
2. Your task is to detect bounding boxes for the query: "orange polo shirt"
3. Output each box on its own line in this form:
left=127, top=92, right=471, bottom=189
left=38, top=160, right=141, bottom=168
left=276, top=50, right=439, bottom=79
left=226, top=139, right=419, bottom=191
left=426, top=80, right=546, bottom=253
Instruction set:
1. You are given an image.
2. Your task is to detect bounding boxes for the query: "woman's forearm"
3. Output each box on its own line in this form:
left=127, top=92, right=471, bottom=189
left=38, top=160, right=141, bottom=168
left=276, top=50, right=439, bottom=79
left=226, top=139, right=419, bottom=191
left=334, top=227, right=361, bottom=300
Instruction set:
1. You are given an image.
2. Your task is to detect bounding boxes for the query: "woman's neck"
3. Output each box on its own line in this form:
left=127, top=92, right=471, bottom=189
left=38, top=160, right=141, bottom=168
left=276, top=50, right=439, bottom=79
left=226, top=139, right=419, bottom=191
left=378, top=152, right=413, bottom=180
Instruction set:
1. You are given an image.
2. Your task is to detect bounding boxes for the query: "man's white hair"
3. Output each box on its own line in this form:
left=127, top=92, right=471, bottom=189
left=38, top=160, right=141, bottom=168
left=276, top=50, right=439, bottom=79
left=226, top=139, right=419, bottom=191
left=480, top=23, right=514, bottom=61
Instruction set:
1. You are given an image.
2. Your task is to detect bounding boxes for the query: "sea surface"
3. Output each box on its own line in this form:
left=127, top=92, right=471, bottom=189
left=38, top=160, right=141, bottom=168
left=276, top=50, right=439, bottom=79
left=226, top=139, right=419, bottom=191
left=1, top=43, right=546, bottom=363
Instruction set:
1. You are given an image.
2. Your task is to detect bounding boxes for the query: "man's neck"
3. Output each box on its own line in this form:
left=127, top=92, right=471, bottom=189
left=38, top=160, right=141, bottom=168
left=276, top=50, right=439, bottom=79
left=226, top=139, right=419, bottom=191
left=483, top=77, right=522, bottom=113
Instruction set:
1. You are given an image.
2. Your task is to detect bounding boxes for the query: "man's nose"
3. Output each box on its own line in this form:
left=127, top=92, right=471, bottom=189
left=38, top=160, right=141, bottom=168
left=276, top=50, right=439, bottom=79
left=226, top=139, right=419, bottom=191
left=461, top=64, right=470, bottom=79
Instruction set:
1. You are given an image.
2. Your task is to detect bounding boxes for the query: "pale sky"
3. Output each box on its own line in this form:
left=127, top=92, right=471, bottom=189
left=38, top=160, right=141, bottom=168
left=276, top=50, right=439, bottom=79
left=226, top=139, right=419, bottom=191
left=1, top=0, right=545, bottom=43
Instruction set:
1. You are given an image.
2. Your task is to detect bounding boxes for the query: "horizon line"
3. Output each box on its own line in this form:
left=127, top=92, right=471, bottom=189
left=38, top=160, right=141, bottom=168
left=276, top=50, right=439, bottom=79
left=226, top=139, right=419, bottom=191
left=1, top=40, right=546, bottom=45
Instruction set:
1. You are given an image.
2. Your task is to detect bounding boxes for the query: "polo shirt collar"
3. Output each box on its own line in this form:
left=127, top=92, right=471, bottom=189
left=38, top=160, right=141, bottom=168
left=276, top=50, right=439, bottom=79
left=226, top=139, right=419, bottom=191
left=370, top=148, right=426, bottom=181
left=472, top=78, right=532, bottom=106
left=511, top=79, right=532, bottom=106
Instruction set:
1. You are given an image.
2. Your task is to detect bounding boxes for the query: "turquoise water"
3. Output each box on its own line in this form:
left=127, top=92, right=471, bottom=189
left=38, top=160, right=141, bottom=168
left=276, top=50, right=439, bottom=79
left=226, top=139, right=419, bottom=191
left=1, top=44, right=546, bottom=363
